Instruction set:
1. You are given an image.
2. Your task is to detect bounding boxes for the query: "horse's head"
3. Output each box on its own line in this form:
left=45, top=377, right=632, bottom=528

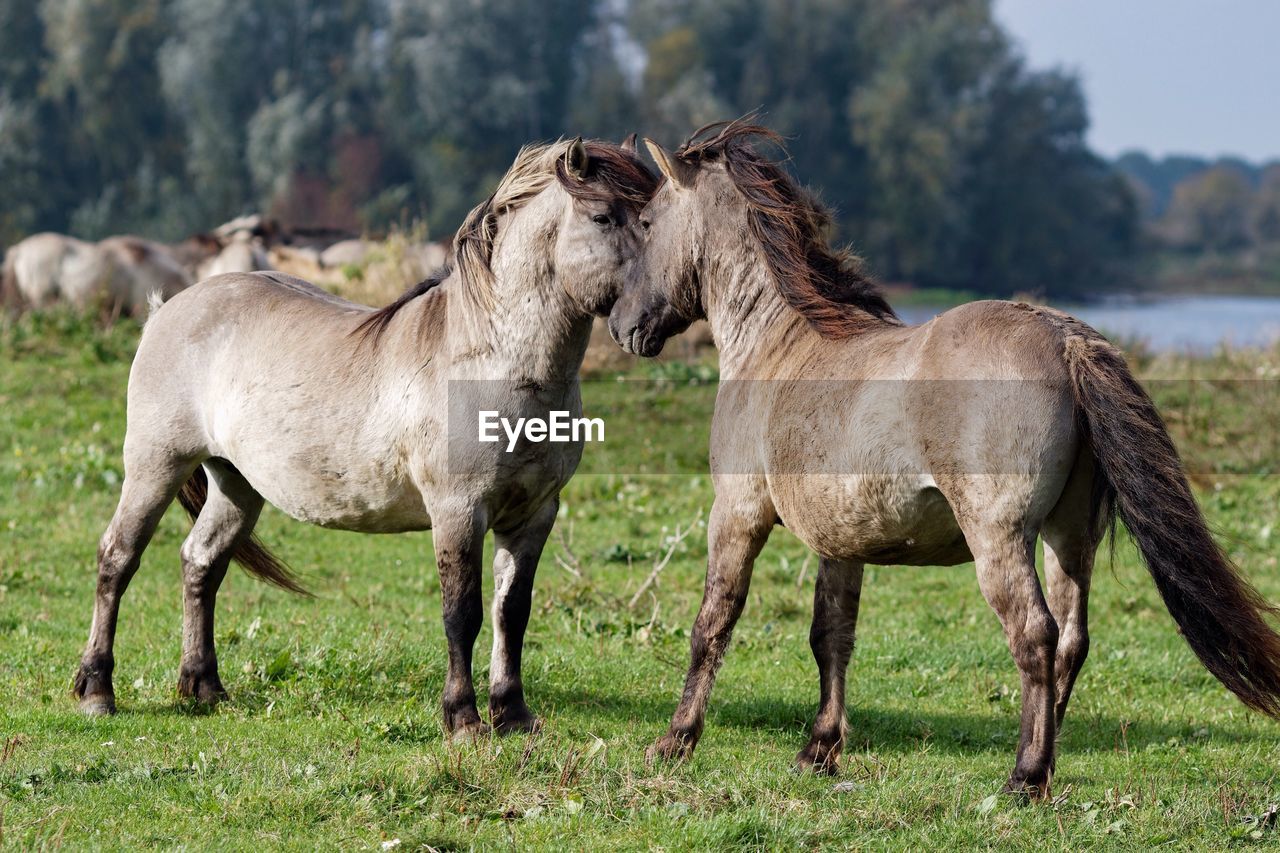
left=460, top=136, right=657, bottom=320
left=607, top=134, right=721, bottom=357
left=610, top=119, right=897, bottom=356
left=354, top=138, right=657, bottom=344
left=550, top=136, right=658, bottom=316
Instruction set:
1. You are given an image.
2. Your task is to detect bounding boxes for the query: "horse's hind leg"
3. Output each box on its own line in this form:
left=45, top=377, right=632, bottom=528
left=178, top=460, right=264, bottom=705
left=796, top=557, right=864, bottom=774
left=488, top=499, right=557, bottom=734
left=972, top=530, right=1059, bottom=798
left=74, top=462, right=192, bottom=715
left=1042, top=452, right=1101, bottom=729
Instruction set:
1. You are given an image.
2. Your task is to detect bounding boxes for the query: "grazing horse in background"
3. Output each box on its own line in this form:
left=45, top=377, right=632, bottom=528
left=169, top=215, right=277, bottom=282
left=3, top=233, right=191, bottom=317
left=194, top=230, right=272, bottom=279
left=73, top=138, right=657, bottom=740
left=171, top=232, right=273, bottom=282
left=608, top=120, right=1280, bottom=797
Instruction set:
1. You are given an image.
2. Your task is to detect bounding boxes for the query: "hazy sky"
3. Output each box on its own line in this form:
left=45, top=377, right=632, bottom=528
left=994, top=0, right=1280, bottom=162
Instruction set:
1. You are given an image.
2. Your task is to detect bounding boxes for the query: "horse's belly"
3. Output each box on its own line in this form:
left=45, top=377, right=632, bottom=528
left=772, top=474, right=972, bottom=566
left=270, top=474, right=429, bottom=533
left=223, top=445, right=430, bottom=533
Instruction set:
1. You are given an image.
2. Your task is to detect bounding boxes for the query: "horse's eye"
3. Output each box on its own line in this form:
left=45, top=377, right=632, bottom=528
left=640, top=219, right=651, bottom=231
left=592, top=214, right=611, bottom=226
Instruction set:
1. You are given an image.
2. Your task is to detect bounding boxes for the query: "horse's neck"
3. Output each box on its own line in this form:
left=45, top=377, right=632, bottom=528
left=447, top=242, right=591, bottom=386
left=702, top=249, right=806, bottom=379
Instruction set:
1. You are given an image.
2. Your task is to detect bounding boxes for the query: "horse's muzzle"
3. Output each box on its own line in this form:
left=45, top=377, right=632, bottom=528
left=608, top=316, right=664, bottom=358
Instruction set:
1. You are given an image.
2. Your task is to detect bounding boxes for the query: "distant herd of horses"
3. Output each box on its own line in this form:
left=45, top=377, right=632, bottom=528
left=1, top=215, right=447, bottom=319
left=22, top=119, right=1277, bottom=799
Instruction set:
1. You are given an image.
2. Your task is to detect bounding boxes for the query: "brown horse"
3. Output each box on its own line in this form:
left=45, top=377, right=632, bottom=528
left=608, top=120, right=1280, bottom=797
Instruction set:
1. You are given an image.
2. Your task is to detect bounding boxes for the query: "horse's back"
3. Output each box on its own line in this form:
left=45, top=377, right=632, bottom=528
left=152, top=269, right=369, bottom=327
left=135, top=271, right=376, bottom=394
left=198, top=240, right=271, bottom=279
left=8, top=233, right=193, bottom=313
left=99, top=236, right=193, bottom=310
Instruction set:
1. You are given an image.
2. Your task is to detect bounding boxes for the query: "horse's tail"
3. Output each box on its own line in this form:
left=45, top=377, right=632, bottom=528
left=177, top=466, right=309, bottom=596
left=1061, top=322, right=1280, bottom=717
left=145, top=289, right=165, bottom=322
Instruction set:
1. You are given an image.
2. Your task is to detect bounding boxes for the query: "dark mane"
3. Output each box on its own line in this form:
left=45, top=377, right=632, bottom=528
left=352, top=263, right=452, bottom=340
left=555, top=140, right=659, bottom=213
left=354, top=139, right=656, bottom=342
left=677, top=118, right=900, bottom=338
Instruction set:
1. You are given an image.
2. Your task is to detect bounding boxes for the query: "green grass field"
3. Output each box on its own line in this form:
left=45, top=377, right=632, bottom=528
left=3, top=312, right=1280, bottom=849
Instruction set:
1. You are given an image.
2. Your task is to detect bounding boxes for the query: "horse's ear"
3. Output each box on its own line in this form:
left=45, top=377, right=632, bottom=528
left=565, top=137, right=589, bottom=180
left=644, top=138, right=694, bottom=189
left=621, top=133, right=637, bottom=153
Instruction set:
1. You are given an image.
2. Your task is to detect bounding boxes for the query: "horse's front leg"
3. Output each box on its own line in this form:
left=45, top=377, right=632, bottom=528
left=796, top=557, right=864, bottom=774
left=488, top=498, right=558, bottom=734
left=433, top=504, right=489, bottom=740
left=649, top=495, right=775, bottom=763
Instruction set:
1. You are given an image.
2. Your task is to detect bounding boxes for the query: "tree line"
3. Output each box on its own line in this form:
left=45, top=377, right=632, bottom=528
left=1116, top=153, right=1280, bottom=253
left=0, top=0, right=1142, bottom=297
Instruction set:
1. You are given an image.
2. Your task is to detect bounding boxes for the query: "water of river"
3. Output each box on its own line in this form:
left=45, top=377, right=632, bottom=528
left=895, top=295, right=1280, bottom=353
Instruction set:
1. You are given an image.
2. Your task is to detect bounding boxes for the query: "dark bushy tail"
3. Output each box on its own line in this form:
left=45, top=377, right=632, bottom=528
left=1062, top=327, right=1280, bottom=717
left=178, top=466, right=309, bottom=596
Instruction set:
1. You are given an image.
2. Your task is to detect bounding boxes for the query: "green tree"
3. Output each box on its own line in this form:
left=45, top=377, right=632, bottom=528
left=841, top=0, right=1134, bottom=293
left=1161, top=166, right=1254, bottom=251
left=958, top=63, right=1137, bottom=294
left=1251, top=165, right=1280, bottom=245
left=564, top=2, right=643, bottom=142
left=40, top=0, right=187, bottom=238
left=159, top=0, right=396, bottom=231
left=849, top=0, right=997, bottom=280
left=0, top=0, right=1142, bottom=299
left=386, top=0, right=595, bottom=233
left=0, top=3, right=51, bottom=243
left=629, top=0, right=873, bottom=257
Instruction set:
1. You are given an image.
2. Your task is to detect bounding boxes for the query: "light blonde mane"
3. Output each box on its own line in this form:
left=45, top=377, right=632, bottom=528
left=355, top=138, right=656, bottom=340
left=453, top=141, right=573, bottom=306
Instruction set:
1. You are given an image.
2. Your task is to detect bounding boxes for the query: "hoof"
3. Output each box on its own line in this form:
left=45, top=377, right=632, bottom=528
left=1002, top=773, right=1052, bottom=801
left=646, top=731, right=696, bottom=766
left=493, top=711, right=542, bottom=736
left=78, top=694, right=117, bottom=716
left=177, top=668, right=228, bottom=706
left=794, top=740, right=841, bottom=776
left=450, top=722, right=492, bottom=744
left=72, top=662, right=115, bottom=715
